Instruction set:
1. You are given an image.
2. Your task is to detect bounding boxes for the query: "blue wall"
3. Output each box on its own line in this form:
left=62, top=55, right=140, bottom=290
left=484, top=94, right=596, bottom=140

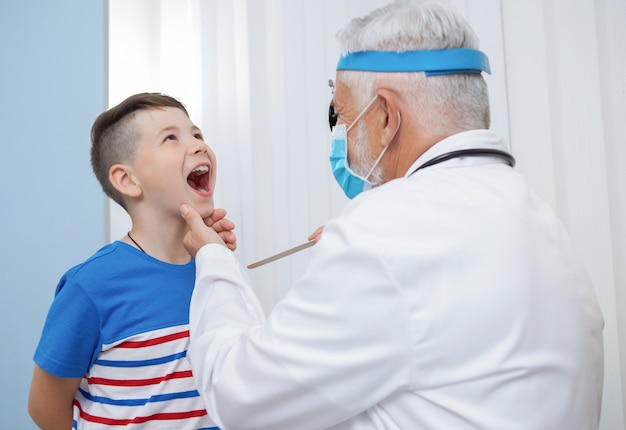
left=0, top=1, right=106, bottom=428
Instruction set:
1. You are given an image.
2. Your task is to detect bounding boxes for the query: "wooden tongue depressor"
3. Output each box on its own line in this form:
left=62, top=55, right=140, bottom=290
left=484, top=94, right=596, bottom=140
left=246, top=240, right=316, bottom=269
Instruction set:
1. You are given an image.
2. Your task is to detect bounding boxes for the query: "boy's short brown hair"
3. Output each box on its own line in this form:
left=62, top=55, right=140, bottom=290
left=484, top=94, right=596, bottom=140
left=90, top=92, right=189, bottom=209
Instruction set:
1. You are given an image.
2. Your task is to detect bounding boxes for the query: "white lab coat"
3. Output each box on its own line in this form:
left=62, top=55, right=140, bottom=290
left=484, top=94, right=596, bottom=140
left=189, top=130, right=604, bottom=430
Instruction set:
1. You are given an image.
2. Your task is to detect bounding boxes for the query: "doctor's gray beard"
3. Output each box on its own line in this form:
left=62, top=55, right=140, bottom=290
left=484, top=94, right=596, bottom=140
left=351, top=120, right=384, bottom=186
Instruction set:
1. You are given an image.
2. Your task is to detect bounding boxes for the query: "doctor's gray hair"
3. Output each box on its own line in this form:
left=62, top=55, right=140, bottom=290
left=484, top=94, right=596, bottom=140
left=336, top=0, right=490, bottom=134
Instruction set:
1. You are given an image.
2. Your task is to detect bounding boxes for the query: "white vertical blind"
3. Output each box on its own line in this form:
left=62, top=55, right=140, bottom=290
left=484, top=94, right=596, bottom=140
left=108, top=0, right=625, bottom=427
left=502, top=0, right=625, bottom=427
left=597, top=0, right=626, bottom=422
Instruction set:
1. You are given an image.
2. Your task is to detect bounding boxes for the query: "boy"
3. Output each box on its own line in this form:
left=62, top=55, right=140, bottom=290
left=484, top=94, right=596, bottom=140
left=28, top=93, right=235, bottom=429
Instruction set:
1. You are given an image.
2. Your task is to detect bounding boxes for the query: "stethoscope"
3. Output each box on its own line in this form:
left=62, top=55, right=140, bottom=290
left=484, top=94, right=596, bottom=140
left=409, top=148, right=516, bottom=176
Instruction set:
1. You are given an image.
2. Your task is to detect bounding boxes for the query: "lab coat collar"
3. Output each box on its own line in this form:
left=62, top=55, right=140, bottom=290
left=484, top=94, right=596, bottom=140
left=404, top=129, right=510, bottom=178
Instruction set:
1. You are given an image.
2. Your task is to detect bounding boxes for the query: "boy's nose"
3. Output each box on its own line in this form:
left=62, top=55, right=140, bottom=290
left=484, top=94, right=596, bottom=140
left=190, top=142, right=208, bottom=155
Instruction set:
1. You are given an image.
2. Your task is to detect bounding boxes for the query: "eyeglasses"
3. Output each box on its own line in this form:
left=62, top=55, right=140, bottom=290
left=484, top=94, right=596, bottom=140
left=328, top=102, right=338, bottom=131
left=328, top=79, right=337, bottom=130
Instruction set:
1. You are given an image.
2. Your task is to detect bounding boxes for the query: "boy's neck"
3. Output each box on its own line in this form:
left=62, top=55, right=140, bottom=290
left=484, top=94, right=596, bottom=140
left=123, top=218, right=192, bottom=264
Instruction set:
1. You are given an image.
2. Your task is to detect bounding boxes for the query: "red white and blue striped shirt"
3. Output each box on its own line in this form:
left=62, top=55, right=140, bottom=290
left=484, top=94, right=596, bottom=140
left=34, top=241, right=218, bottom=429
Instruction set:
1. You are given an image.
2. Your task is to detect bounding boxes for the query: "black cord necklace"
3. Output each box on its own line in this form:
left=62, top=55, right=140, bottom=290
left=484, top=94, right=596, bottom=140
left=127, top=231, right=146, bottom=253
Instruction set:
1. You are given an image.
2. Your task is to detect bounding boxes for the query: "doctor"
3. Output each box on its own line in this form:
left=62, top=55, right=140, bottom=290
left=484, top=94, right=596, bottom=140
left=180, top=1, right=604, bottom=429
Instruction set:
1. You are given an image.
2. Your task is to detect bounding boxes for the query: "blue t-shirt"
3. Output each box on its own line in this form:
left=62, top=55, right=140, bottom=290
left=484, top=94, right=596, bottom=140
left=34, top=241, right=218, bottom=429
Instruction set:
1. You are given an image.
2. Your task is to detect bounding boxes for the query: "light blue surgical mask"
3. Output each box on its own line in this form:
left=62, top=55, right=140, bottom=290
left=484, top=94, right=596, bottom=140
left=329, top=123, right=372, bottom=199
left=329, top=96, right=397, bottom=199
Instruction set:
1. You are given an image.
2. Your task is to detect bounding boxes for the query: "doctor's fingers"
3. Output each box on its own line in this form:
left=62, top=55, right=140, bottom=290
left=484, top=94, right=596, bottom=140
left=308, top=225, right=325, bottom=242
left=210, top=217, right=236, bottom=234
left=180, top=204, right=225, bottom=256
left=218, top=230, right=237, bottom=251
left=204, top=208, right=227, bottom=226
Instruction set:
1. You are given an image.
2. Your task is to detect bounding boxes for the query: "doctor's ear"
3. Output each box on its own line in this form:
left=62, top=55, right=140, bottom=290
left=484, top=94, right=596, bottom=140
left=109, top=164, right=143, bottom=198
left=375, top=89, right=401, bottom=148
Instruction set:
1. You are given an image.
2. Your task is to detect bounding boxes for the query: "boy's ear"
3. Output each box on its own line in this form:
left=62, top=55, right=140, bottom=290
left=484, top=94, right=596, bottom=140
left=109, top=164, right=142, bottom=198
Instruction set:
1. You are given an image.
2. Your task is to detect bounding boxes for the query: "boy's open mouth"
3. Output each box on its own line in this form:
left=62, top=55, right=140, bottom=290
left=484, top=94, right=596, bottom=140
left=187, top=165, right=211, bottom=192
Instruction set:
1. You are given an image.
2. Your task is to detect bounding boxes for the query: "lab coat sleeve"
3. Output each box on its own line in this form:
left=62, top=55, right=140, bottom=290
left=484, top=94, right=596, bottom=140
left=188, top=244, right=266, bottom=423
left=189, top=229, right=415, bottom=430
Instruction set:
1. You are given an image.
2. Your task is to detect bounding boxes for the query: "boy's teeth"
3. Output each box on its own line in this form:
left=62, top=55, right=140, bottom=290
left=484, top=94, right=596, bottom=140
left=192, top=165, right=209, bottom=175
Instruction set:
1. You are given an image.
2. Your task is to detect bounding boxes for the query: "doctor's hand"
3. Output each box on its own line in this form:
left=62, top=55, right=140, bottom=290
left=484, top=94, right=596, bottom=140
left=308, top=225, right=325, bottom=243
left=209, top=208, right=237, bottom=251
left=180, top=204, right=237, bottom=258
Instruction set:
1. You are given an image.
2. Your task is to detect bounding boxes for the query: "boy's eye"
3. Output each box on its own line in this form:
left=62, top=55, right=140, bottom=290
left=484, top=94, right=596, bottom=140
left=194, top=133, right=204, bottom=141
left=164, top=134, right=177, bottom=141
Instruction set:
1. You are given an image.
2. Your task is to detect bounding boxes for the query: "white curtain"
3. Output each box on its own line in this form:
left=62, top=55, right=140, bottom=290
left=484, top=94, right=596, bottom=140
left=108, top=0, right=625, bottom=427
left=500, top=1, right=625, bottom=428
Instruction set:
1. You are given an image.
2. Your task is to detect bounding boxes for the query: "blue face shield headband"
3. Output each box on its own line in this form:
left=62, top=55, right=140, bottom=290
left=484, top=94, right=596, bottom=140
left=335, top=48, right=491, bottom=75
left=329, top=48, right=492, bottom=199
